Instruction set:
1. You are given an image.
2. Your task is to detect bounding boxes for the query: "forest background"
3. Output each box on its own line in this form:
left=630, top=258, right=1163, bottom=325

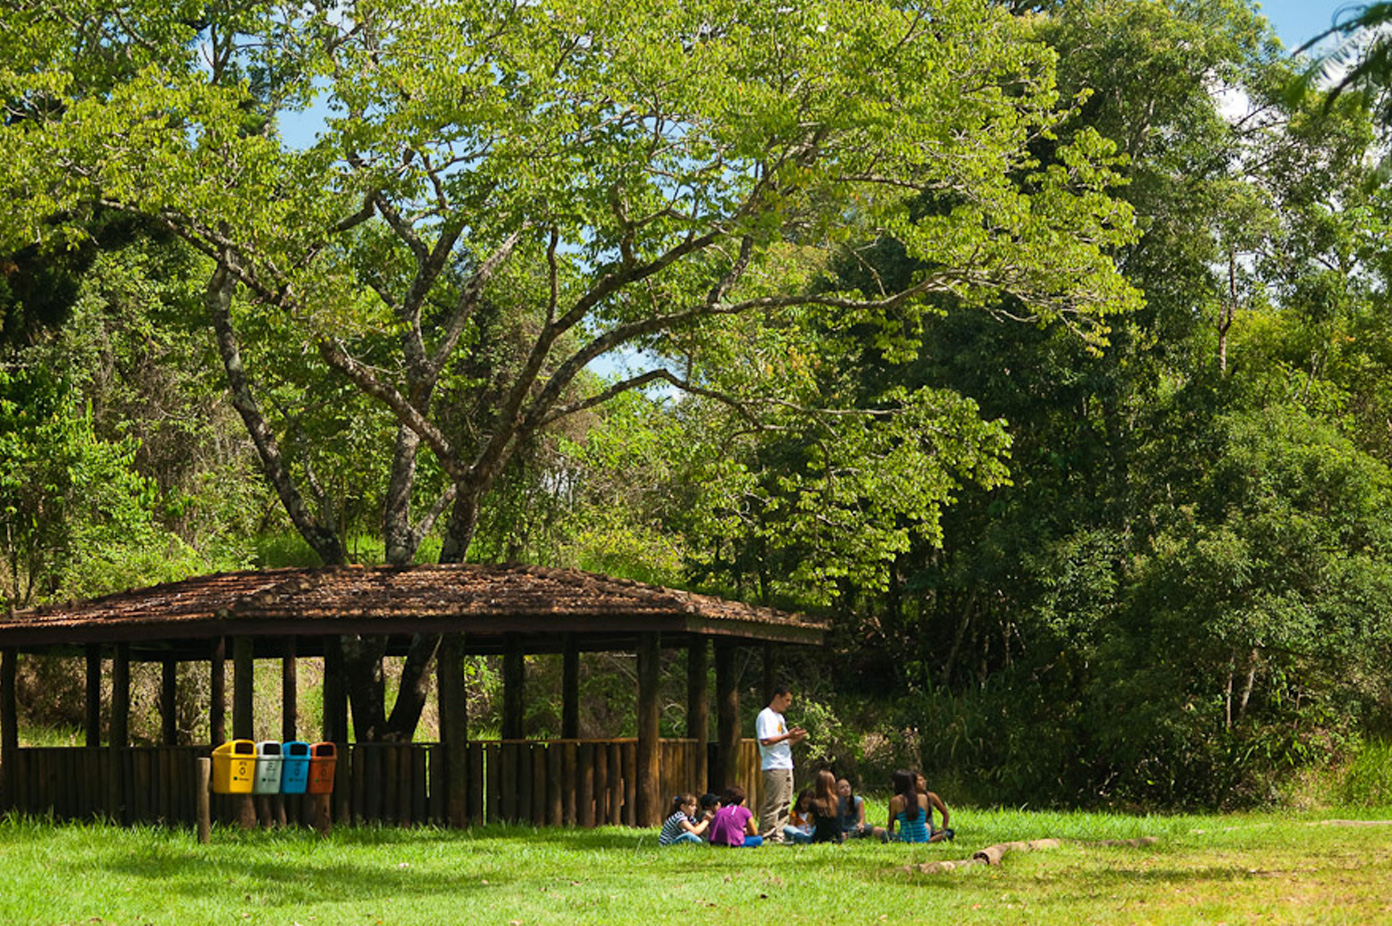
left=3, top=0, right=1392, bottom=811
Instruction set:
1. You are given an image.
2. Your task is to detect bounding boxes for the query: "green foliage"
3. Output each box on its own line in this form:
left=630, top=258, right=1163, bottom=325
left=1335, top=738, right=1392, bottom=806
left=0, top=365, right=160, bottom=607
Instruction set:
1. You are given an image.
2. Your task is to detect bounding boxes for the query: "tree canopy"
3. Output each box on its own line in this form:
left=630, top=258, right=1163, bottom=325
left=4, top=0, right=1392, bottom=804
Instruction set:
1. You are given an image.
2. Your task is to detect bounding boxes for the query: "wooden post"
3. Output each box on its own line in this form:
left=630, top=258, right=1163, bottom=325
left=687, top=637, right=709, bottom=791
left=468, top=743, right=484, bottom=826
left=562, top=633, right=579, bottom=739
left=500, top=742, right=517, bottom=822
left=622, top=742, right=637, bottom=826
left=84, top=645, right=102, bottom=747
left=278, top=639, right=297, bottom=833
left=485, top=742, right=501, bottom=824
left=322, top=636, right=346, bottom=743
left=593, top=743, right=609, bottom=823
left=237, top=793, right=256, bottom=829
left=578, top=742, right=595, bottom=827
left=636, top=632, right=661, bottom=827
left=715, top=639, right=740, bottom=793
left=762, top=641, right=777, bottom=705
left=562, top=741, right=577, bottom=825
left=547, top=742, right=563, bottom=826
left=109, top=642, right=130, bottom=822
left=438, top=633, right=467, bottom=827
left=1, top=648, right=15, bottom=812
left=111, top=643, right=131, bottom=748
left=312, top=792, right=332, bottom=837
left=282, top=637, right=298, bottom=742
left=196, top=757, right=211, bottom=844
left=233, top=637, right=254, bottom=741
left=210, top=637, right=227, bottom=746
left=161, top=656, right=178, bottom=746
left=502, top=635, right=524, bottom=740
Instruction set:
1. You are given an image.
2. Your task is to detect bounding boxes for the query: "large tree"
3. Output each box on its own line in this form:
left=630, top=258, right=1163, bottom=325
left=2, top=0, right=1140, bottom=739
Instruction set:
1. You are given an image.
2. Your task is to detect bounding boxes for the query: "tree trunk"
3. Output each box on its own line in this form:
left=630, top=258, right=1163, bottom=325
left=207, top=261, right=345, bottom=566
left=383, top=425, right=422, bottom=566
left=343, top=634, right=388, bottom=742
left=383, top=633, right=443, bottom=741
left=439, top=487, right=484, bottom=564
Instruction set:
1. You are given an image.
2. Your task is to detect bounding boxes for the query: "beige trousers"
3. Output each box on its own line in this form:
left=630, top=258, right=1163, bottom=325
left=759, top=767, right=794, bottom=842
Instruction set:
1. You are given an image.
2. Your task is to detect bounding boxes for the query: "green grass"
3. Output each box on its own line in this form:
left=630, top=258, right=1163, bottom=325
left=4, top=807, right=1392, bottom=924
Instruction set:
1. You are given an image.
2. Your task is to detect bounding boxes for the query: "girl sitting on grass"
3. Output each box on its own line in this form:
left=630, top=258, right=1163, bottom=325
left=783, top=788, right=815, bottom=844
left=659, top=793, right=711, bottom=846
left=915, top=772, right=954, bottom=843
left=708, top=785, right=763, bottom=847
left=886, top=769, right=931, bottom=843
left=836, top=777, right=885, bottom=840
left=807, top=769, right=844, bottom=844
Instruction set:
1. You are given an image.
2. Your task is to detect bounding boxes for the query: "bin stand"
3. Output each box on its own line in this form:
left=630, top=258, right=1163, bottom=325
left=253, top=794, right=288, bottom=829
left=238, top=793, right=256, bottom=829
left=313, top=792, right=332, bottom=837
left=199, top=756, right=316, bottom=839
left=197, top=758, right=212, bottom=845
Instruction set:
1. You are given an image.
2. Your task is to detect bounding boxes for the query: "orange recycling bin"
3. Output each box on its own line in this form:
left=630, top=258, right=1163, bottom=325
left=211, top=739, right=256, bottom=794
left=307, top=742, right=337, bottom=794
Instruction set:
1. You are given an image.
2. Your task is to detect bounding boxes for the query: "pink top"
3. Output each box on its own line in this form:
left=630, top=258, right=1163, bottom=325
left=709, top=804, right=753, bottom=846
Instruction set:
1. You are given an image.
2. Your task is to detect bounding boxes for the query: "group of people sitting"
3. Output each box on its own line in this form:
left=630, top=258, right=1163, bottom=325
left=658, top=768, right=953, bottom=847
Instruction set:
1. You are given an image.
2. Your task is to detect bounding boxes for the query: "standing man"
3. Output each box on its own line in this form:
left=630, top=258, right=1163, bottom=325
left=756, top=686, right=806, bottom=844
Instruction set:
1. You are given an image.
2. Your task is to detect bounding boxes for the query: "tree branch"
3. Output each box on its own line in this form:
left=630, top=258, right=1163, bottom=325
left=318, top=337, right=463, bottom=479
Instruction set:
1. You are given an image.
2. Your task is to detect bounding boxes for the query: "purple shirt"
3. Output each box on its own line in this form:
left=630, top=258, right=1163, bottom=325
left=709, top=804, right=753, bottom=846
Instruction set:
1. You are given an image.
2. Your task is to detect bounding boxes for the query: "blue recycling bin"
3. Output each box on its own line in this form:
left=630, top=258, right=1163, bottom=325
left=280, top=741, right=311, bottom=794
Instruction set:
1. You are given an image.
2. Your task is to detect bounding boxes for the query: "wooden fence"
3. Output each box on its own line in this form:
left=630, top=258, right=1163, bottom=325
left=2, top=739, right=762, bottom=828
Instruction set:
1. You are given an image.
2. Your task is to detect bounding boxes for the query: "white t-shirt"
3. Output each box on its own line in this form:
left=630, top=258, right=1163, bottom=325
left=756, top=706, right=793, bottom=770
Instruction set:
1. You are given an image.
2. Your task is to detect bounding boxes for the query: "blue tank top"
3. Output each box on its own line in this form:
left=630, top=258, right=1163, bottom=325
left=895, top=808, right=930, bottom=843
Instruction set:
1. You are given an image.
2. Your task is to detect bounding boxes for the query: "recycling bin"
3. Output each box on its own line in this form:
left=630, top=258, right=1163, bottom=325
left=252, top=740, right=283, bottom=794
left=211, top=739, right=256, bottom=794
left=307, top=742, right=337, bottom=794
left=280, top=741, right=311, bottom=794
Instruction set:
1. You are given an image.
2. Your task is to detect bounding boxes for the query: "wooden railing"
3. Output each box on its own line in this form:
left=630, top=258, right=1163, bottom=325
left=2, top=739, right=762, bottom=828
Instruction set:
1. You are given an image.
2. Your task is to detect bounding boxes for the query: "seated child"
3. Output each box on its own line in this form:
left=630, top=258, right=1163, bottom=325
left=807, top=769, right=844, bottom=844
left=836, top=777, right=885, bottom=840
left=886, top=769, right=931, bottom=843
left=783, top=788, right=815, bottom=844
left=659, top=792, right=711, bottom=846
left=915, top=772, right=955, bottom=843
left=708, top=784, right=763, bottom=847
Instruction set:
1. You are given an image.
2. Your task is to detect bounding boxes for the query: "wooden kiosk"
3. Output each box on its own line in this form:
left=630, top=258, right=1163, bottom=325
left=0, top=564, right=825, bottom=829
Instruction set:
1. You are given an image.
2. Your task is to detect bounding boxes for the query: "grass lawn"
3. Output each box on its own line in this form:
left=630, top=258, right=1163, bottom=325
left=4, top=807, right=1392, bottom=925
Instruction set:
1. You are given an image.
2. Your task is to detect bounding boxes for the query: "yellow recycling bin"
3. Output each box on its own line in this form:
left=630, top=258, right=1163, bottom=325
left=211, top=739, right=256, bottom=794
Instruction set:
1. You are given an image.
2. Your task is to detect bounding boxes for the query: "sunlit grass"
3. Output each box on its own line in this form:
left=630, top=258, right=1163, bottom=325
left=4, top=807, right=1392, bottom=924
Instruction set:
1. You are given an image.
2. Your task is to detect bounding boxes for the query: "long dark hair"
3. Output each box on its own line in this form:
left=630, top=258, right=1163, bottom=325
left=891, top=769, right=920, bottom=822
left=811, top=769, right=838, bottom=818
left=838, top=777, right=858, bottom=812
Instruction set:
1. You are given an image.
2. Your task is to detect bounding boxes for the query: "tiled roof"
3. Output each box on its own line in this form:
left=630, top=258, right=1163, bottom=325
left=0, top=564, right=826, bottom=649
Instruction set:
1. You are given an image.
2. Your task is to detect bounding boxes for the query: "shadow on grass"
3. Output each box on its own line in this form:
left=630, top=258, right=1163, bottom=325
left=81, top=823, right=696, bottom=908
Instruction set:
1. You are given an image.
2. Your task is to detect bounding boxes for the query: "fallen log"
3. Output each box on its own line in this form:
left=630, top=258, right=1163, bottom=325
left=901, top=836, right=1159, bottom=876
left=901, top=838, right=1063, bottom=875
